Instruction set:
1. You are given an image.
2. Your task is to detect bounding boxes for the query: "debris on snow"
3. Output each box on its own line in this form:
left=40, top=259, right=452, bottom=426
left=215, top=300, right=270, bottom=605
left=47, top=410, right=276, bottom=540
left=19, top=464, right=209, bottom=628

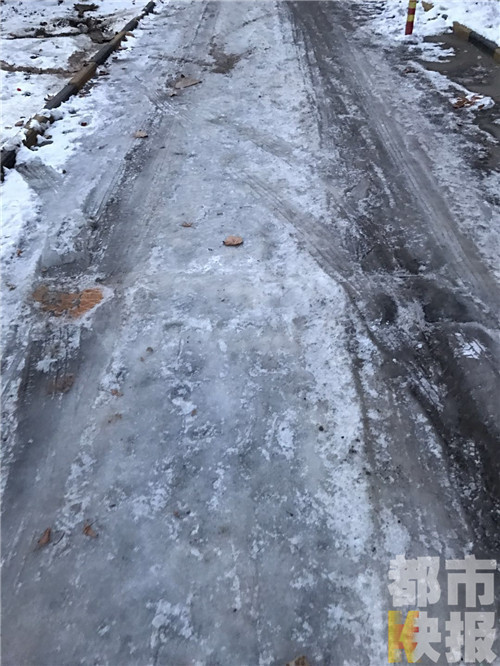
left=452, top=93, right=494, bottom=111
left=83, top=521, right=98, bottom=538
left=32, top=285, right=104, bottom=318
left=37, top=528, right=51, bottom=548
left=223, top=235, right=243, bottom=246
left=74, top=4, right=99, bottom=19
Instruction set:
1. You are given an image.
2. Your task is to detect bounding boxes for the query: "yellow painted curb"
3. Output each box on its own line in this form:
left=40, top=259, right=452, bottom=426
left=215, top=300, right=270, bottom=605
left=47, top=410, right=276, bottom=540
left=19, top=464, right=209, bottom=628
left=453, top=22, right=472, bottom=40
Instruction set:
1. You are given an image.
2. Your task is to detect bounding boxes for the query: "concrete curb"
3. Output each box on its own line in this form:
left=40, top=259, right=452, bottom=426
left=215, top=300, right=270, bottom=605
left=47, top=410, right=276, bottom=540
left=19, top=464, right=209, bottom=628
left=452, top=21, right=500, bottom=63
left=0, top=0, right=156, bottom=174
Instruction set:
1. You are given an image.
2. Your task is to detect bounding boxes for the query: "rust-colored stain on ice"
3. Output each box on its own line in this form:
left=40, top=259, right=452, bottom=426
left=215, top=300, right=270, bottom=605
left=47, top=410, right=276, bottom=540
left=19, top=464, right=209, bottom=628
left=33, top=285, right=103, bottom=318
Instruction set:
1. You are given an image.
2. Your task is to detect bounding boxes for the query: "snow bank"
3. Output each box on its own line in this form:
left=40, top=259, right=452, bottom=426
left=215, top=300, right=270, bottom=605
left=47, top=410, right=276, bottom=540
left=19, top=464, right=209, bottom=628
left=369, top=0, right=500, bottom=45
left=0, top=0, right=140, bottom=37
left=0, top=168, right=40, bottom=264
left=0, top=0, right=141, bottom=144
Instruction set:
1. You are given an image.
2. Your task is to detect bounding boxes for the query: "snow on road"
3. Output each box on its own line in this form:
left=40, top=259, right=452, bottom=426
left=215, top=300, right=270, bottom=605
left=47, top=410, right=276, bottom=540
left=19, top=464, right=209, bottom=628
left=1, top=1, right=500, bottom=664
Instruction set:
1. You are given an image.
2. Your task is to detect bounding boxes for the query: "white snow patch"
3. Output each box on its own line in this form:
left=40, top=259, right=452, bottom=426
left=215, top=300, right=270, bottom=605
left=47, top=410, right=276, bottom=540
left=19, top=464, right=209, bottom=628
left=365, top=0, right=500, bottom=45
left=381, top=507, right=411, bottom=556
left=150, top=598, right=194, bottom=648
left=454, top=332, right=486, bottom=359
left=1, top=168, right=40, bottom=262
left=274, top=411, right=296, bottom=461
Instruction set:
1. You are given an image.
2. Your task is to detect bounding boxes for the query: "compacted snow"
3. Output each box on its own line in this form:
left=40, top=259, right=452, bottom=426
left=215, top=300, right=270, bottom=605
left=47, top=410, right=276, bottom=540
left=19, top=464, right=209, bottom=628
left=1, top=1, right=500, bottom=664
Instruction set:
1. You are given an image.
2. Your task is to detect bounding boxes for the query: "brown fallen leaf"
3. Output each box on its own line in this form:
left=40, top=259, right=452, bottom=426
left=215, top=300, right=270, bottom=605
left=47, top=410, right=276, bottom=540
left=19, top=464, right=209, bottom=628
left=15, top=120, right=24, bottom=127
left=110, top=388, right=123, bottom=397
left=453, top=96, right=467, bottom=109
left=134, top=129, right=148, bottom=138
left=174, top=75, right=202, bottom=90
left=191, top=408, right=197, bottom=416
left=83, top=521, right=98, bottom=538
left=181, top=222, right=193, bottom=228
left=223, top=235, right=243, bottom=246
left=37, top=527, right=51, bottom=547
left=453, top=94, right=482, bottom=109
left=16, top=248, right=23, bottom=256
left=146, top=346, right=154, bottom=353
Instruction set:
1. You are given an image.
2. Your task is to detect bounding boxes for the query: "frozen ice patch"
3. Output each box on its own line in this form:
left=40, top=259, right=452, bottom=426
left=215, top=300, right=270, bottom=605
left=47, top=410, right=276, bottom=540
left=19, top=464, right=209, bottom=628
left=454, top=332, right=486, bottom=359
left=149, top=597, right=195, bottom=650
left=266, top=411, right=296, bottom=461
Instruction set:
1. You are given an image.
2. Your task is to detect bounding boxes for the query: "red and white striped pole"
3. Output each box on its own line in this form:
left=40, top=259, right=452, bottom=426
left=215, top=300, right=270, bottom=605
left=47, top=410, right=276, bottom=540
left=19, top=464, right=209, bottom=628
left=405, top=0, right=417, bottom=35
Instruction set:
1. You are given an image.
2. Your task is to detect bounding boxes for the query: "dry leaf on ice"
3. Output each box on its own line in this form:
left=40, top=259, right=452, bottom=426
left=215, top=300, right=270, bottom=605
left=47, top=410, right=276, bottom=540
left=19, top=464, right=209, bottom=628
left=223, top=235, right=243, bottom=246
left=83, top=521, right=98, bottom=538
left=37, top=527, right=51, bottom=547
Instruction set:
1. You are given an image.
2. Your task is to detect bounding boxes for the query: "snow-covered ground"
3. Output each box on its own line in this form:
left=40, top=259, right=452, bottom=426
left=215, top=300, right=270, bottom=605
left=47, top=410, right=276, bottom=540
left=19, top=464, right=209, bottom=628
left=362, top=0, right=500, bottom=44
left=1, top=0, right=497, bottom=318
left=367, top=0, right=500, bottom=44
left=0, top=0, right=142, bottom=145
left=1, top=1, right=151, bottom=342
left=1, top=1, right=500, bottom=663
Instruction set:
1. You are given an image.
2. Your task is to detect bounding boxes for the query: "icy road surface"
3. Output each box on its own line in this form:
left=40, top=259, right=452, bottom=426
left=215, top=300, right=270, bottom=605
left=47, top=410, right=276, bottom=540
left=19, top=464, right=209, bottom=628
left=2, top=2, right=500, bottom=665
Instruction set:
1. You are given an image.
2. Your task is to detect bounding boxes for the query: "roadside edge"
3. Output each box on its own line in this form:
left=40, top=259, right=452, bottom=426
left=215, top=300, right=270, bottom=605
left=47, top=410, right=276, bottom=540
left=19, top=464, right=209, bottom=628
left=453, top=21, right=500, bottom=63
left=0, top=1, right=156, bottom=174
